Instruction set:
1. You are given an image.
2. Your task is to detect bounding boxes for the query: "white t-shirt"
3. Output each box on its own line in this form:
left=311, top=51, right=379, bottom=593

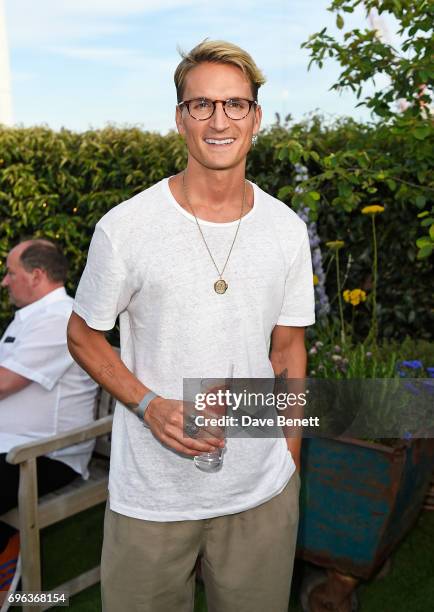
left=0, top=287, right=98, bottom=478
left=73, top=178, right=315, bottom=520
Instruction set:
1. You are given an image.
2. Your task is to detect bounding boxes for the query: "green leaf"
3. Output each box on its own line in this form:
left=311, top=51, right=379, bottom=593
left=302, top=192, right=320, bottom=210
left=277, top=186, right=292, bottom=200
left=288, top=148, right=301, bottom=164
left=277, top=146, right=288, bottom=161
left=417, top=245, right=433, bottom=259
left=336, top=14, right=344, bottom=29
left=415, top=195, right=426, bottom=208
left=416, top=237, right=431, bottom=248
left=338, top=182, right=352, bottom=198
left=430, top=225, right=434, bottom=241
left=413, top=126, right=431, bottom=140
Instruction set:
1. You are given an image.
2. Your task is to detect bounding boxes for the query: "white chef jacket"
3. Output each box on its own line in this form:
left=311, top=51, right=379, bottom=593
left=0, top=287, right=98, bottom=478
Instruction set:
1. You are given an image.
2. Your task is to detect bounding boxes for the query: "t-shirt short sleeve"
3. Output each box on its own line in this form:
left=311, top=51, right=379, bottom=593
left=0, top=315, right=72, bottom=391
left=277, top=226, right=315, bottom=327
left=73, top=224, right=133, bottom=330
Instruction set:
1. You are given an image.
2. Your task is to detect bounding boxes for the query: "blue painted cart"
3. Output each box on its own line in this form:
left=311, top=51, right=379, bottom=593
left=296, top=437, right=434, bottom=611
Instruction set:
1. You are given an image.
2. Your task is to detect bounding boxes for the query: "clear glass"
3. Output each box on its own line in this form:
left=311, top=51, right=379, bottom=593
left=183, top=98, right=254, bottom=121
left=193, top=363, right=234, bottom=472
left=193, top=447, right=224, bottom=472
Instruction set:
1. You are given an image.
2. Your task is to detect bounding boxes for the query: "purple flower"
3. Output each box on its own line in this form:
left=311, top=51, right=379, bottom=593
left=427, top=367, right=434, bottom=378
left=404, top=382, right=421, bottom=396
left=295, top=167, right=330, bottom=319
left=422, top=380, right=434, bottom=395
left=397, top=360, right=424, bottom=376
left=400, top=360, right=424, bottom=369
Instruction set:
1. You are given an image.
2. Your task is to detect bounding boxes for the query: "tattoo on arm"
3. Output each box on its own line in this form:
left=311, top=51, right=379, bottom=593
left=100, top=361, right=115, bottom=379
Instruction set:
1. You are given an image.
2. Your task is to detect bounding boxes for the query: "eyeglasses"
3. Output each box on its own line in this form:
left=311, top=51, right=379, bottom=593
left=178, top=97, right=257, bottom=121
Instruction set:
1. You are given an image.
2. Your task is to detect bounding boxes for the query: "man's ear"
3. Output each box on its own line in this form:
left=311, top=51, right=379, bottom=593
left=253, top=104, right=262, bottom=136
left=175, top=106, right=185, bottom=137
left=31, top=268, right=45, bottom=287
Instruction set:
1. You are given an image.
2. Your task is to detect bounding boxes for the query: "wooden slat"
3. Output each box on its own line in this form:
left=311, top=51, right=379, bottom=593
left=97, top=388, right=116, bottom=419
left=38, top=479, right=108, bottom=528
left=6, top=416, right=113, bottom=464
left=94, top=389, right=116, bottom=457
left=40, top=566, right=101, bottom=611
left=1, top=381, right=117, bottom=607
left=1, top=460, right=109, bottom=529
left=0, top=480, right=108, bottom=530
left=19, top=459, right=42, bottom=593
left=0, top=507, right=19, bottom=529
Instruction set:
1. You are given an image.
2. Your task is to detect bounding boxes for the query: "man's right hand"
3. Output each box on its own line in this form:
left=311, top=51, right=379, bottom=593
left=67, top=313, right=224, bottom=457
left=145, top=396, right=225, bottom=457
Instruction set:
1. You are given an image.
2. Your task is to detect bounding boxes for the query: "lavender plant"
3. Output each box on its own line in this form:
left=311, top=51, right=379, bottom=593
left=294, top=163, right=330, bottom=319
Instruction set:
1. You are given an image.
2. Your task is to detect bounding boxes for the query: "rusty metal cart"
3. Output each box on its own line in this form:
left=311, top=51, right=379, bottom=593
left=296, top=436, right=434, bottom=612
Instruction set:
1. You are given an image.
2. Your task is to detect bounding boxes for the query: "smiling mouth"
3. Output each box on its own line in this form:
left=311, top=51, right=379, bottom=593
left=204, top=138, right=235, bottom=146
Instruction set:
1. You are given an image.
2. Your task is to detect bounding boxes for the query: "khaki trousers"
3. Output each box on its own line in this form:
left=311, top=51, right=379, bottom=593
left=101, top=471, right=300, bottom=612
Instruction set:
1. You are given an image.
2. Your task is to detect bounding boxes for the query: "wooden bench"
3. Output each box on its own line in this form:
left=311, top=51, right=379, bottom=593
left=0, top=387, right=116, bottom=612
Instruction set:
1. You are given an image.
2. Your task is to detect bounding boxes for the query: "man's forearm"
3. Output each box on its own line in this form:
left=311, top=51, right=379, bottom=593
left=0, top=366, right=32, bottom=400
left=67, top=313, right=220, bottom=455
left=67, top=312, right=148, bottom=411
left=270, top=329, right=307, bottom=471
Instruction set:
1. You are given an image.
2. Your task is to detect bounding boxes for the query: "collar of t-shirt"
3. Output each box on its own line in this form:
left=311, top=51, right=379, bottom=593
left=14, top=287, right=68, bottom=322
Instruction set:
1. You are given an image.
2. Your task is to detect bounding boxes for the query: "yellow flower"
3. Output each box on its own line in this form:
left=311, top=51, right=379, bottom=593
left=313, top=274, right=319, bottom=286
left=343, top=288, right=367, bottom=306
left=361, top=205, right=385, bottom=215
left=326, top=240, right=345, bottom=250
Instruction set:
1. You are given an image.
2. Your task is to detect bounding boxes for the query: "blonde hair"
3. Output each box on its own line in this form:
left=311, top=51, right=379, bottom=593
left=174, top=39, right=266, bottom=102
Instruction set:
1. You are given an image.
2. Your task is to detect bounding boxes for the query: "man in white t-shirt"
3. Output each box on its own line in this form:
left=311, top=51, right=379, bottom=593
left=68, top=40, right=315, bottom=612
left=0, top=239, right=98, bottom=596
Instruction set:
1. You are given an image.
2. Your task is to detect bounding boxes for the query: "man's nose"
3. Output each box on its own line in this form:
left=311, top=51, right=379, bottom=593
left=1, top=275, right=9, bottom=287
left=209, top=102, right=230, bottom=130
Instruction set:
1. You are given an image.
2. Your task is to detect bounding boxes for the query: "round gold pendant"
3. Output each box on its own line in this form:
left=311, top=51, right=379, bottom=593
left=214, top=279, right=228, bottom=294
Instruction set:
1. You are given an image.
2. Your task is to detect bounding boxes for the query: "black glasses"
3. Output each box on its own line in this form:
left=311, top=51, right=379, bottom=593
left=178, top=98, right=257, bottom=121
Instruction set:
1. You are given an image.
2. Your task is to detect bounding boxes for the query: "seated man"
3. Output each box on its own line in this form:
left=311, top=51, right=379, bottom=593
left=0, top=239, right=98, bottom=596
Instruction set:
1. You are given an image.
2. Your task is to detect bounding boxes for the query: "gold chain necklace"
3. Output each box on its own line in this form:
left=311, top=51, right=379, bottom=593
left=182, top=170, right=246, bottom=294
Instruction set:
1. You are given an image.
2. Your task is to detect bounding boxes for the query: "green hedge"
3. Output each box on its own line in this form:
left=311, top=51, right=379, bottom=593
left=0, top=120, right=431, bottom=340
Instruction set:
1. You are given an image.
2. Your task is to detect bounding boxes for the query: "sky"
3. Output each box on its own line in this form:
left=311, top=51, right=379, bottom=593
left=4, top=0, right=381, bottom=134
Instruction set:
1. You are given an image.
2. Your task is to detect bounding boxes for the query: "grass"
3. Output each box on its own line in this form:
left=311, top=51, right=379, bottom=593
left=9, top=504, right=434, bottom=611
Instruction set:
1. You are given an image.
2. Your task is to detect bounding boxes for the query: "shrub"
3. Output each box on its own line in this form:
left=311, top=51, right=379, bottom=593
left=0, top=120, right=431, bottom=341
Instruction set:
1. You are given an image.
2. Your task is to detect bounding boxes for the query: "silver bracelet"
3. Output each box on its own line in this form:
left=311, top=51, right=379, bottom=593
left=136, top=391, right=157, bottom=428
